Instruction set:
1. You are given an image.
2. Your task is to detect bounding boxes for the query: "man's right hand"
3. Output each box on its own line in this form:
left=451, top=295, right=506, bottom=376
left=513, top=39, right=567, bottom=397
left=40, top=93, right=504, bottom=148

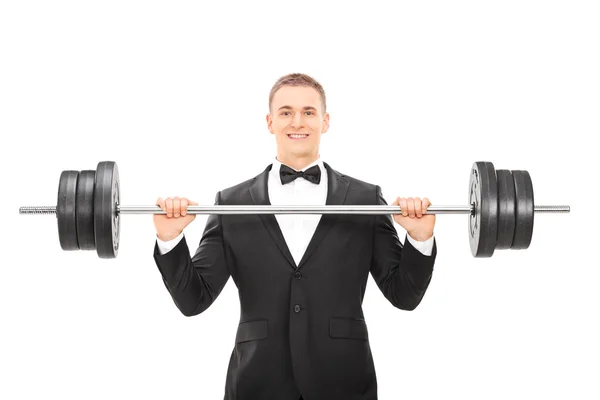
left=154, top=196, right=198, bottom=241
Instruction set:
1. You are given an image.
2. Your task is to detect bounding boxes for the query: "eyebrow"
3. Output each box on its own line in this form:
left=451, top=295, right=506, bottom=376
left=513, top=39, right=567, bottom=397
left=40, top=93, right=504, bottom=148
left=277, top=105, right=318, bottom=111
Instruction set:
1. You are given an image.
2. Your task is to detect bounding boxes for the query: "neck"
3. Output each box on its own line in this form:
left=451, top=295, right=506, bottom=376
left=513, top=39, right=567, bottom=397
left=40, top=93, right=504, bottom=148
left=276, top=153, right=319, bottom=171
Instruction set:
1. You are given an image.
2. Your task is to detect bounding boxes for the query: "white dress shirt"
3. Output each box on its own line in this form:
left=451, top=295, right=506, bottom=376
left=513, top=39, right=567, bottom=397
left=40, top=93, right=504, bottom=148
left=156, top=156, right=435, bottom=260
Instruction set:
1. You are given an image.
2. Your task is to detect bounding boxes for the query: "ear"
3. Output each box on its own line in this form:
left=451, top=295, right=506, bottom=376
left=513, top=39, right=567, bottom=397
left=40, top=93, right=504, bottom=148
left=321, top=112, right=330, bottom=134
left=266, top=113, right=274, bottom=134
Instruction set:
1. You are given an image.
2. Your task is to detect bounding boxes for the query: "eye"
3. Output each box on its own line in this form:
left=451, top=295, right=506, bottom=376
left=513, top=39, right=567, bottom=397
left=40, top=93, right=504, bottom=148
left=305, top=111, right=313, bottom=115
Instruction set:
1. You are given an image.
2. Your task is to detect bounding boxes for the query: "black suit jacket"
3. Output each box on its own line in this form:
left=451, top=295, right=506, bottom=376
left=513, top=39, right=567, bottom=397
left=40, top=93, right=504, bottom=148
left=153, top=161, right=437, bottom=400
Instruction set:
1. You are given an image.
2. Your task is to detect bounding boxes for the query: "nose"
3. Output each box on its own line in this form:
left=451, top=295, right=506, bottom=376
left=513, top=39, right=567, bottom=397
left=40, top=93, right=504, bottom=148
left=291, top=112, right=304, bottom=128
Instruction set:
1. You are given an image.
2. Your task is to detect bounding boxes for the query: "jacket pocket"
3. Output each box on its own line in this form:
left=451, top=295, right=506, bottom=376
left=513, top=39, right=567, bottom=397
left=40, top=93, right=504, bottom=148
left=235, top=319, right=268, bottom=343
left=329, top=317, right=369, bottom=340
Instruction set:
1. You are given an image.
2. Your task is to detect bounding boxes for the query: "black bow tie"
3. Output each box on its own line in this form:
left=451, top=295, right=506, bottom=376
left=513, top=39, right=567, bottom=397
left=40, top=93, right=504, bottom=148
left=279, top=164, right=321, bottom=185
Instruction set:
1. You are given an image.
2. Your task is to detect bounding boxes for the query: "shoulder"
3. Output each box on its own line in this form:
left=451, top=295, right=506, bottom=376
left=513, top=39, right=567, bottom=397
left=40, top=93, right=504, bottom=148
left=214, top=164, right=271, bottom=202
left=327, top=163, right=378, bottom=190
left=217, top=176, right=257, bottom=201
left=341, top=171, right=379, bottom=191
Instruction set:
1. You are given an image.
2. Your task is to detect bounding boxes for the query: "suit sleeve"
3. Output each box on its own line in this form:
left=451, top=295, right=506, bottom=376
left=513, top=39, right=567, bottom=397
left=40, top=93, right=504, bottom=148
left=369, top=185, right=437, bottom=311
left=153, top=191, right=231, bottom=317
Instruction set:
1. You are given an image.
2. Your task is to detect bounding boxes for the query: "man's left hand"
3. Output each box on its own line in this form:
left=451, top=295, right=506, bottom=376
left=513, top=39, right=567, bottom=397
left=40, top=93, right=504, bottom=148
left=391, top=197, right=436, bottom=241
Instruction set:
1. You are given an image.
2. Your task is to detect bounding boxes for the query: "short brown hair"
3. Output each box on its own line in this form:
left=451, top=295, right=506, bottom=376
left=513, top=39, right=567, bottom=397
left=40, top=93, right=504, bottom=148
left=268, top=73, right=327, bottom=114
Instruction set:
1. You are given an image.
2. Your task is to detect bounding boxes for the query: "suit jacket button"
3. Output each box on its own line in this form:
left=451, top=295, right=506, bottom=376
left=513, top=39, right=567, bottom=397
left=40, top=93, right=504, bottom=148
left=294, top=271, right=302, bottom=279
left=293, top=304, right=301, bottom=313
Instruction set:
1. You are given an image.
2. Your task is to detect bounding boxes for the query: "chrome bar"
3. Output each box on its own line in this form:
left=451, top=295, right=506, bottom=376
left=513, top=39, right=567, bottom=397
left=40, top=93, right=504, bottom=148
left=19, top=204, right=571, bottom=215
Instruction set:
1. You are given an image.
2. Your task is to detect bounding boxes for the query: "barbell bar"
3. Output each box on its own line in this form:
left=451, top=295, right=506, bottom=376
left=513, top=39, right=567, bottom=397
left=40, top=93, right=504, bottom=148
left=18, top=160, right=570, bottom=259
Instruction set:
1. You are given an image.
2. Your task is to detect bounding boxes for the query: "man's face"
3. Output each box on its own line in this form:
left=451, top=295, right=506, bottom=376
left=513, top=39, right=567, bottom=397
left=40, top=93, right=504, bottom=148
left=267, top=85, right=329, bottom=162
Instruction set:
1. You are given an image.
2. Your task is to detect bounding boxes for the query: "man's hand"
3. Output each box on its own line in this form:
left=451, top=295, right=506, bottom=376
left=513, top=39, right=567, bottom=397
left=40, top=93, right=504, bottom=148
left=154, top=196, right=198, bottom=241
left=391, top=197, right=435, bottom=241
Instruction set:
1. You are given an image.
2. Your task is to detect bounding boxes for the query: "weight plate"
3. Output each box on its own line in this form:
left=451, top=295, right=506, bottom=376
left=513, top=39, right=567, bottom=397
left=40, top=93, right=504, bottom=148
left=468, top=161, right=498, bottom=257
left=496, top=169, right=516, bottom=250
left=94, top=161, right=120, bottom=258
left=57, top=170, right=79, bottom=250
left=76, top=170, right=96, bottom=250
left=512, top=170, right=534, bottom=250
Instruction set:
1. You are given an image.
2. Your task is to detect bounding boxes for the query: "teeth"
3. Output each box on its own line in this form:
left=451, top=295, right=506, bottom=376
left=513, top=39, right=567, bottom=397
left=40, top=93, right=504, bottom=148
left=289, top=134, right=308, bottom=138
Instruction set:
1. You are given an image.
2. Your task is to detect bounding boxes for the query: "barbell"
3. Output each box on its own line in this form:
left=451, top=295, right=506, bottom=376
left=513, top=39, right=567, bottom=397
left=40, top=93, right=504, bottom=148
left=18, top=160, right=570, bottom=259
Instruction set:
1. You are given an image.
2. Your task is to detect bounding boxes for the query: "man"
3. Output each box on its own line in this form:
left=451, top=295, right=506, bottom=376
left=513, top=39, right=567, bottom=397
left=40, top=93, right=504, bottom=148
left=152, top=73, right=437, bottom=400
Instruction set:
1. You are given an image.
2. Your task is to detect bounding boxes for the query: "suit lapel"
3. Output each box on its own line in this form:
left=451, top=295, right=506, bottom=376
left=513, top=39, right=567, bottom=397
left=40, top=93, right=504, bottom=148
left=249, top=163, right=297, bottom=269
left=249, top=161, right=350, bottom=270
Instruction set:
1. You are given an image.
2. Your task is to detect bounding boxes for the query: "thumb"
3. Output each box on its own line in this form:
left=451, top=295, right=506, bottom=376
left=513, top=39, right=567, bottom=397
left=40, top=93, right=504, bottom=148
left=391, top=197, right=406, bottom=220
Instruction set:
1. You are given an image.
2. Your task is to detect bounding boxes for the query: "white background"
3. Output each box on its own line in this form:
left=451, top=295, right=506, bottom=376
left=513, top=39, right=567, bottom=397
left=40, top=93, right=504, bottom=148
left=1, top=1, right=598, bottom=399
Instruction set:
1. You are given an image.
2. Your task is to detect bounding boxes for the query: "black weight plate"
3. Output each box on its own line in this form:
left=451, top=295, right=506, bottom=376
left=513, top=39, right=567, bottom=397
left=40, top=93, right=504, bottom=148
left=57, top=170, right=79, bottom=250
left=468, top=161, right=498, bottom=257
left=76, top=170, right=96, bottom=250
left=94, top=161, right=120, bottom=259
left=512, top=170, right=534, bottom=250
left=496, top=169, right=516, bottom=250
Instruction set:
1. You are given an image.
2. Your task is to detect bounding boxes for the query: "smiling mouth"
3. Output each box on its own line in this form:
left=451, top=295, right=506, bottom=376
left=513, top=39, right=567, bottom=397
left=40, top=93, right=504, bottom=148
left=287, top=134, right=309, bottom=140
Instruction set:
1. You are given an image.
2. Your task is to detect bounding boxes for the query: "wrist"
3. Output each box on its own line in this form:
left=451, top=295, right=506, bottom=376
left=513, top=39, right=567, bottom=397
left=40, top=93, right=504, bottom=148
left=408, top=230, right=433, bottom=242
left=157, top=231, right=182, bottom=242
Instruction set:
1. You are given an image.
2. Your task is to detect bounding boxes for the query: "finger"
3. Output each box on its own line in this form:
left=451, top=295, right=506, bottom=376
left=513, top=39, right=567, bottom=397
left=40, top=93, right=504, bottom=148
left=173, top=196, right=181, bottom=218
left=392, top=197, right=401, bottom=219
left=400, top=198, right=408, bottom=217
left=414, top=197, right=422, bottom=218
left=407, top=197, right=415, bottom=218
left=156, top=197, right=165, bottom=212
left=166, top=197, right=173, bottom=218
left=422, top=197, right=432, bottom=214
left=181, top=198, right=188, bottom=217
left=391, top=197, right=400, bottom=217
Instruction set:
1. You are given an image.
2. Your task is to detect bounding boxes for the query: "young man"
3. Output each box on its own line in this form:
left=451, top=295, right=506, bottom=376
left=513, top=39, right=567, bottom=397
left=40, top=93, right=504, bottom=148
left=153, top=73, right=437, bottom=400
